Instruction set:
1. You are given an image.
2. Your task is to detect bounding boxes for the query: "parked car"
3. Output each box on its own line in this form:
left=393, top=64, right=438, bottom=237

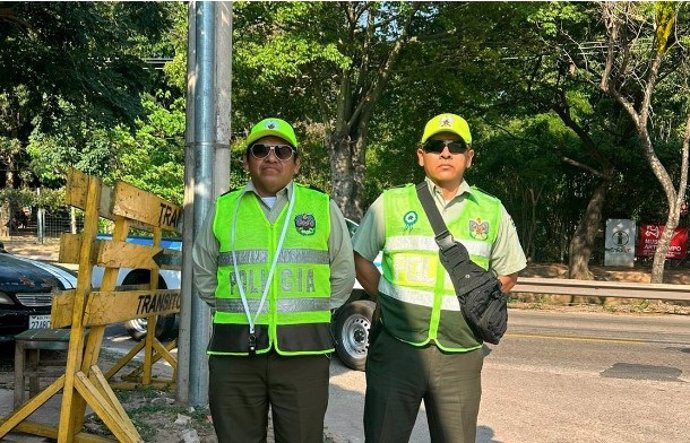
left=0, top=242, right=77, bottom=342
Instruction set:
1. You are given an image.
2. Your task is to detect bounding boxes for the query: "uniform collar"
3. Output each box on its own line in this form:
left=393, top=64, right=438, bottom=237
left=425, top=176, right=473, bottom=203
left=245, top=180, right=295, bottom=200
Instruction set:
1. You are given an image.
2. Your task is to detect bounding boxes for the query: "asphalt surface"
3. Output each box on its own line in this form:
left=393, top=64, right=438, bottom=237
left=2, top=310, right=689, bottom=442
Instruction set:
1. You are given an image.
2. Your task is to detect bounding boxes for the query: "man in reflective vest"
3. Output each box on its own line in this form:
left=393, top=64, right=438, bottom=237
left=193, top=117, right=355, bottom=442
left=353, top=113, right=527, bottom=442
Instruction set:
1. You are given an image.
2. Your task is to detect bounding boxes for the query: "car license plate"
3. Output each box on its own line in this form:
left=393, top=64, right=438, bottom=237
left=29, top=314, right=51, bottom=329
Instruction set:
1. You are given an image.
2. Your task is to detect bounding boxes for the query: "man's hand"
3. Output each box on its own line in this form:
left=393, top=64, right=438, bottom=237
left=497, top=272, right=518, bottom=293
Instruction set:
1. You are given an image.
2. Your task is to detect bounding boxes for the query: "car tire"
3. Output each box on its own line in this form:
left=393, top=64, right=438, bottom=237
left=124, top=317, right=148, bottom=341
left=124, top=313, right=178, bottom=342
left=333, top=300, right=375, bottom=371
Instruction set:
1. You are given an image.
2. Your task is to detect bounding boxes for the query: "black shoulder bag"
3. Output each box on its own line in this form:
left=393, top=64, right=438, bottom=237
left=415, top=182, right=509, bottom=345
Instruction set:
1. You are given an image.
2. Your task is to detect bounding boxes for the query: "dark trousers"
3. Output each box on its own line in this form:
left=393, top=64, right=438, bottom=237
left=208, top=352, right=330, bottom=443
left=364, top=328, right=484, bottom=443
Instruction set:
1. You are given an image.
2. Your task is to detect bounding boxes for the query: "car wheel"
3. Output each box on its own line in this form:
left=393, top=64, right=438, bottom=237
left=124, top=317, right=148, bottom=341
left=333, top=300, right=375, bottom=371
left=124, top=313, right=178, bottom=342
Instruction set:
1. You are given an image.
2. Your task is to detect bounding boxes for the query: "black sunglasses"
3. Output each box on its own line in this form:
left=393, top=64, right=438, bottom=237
left=249, top=143, right=295, bottom=160
left=422, top=139, right=468, bottom=154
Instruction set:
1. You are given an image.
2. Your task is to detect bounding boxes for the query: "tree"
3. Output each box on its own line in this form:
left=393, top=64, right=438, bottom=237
left=0, top=2, right=173, bottom=200
left=596, top=2, right=689, bottom=282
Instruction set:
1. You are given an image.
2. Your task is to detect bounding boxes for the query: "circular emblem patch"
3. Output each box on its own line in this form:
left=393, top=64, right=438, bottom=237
left=294, top=213, right=316, bottom=236
left=403, top=211, right=418, bottom=231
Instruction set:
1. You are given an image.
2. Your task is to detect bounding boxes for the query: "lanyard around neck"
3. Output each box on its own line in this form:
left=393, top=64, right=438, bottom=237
left=230, top=186, right=296, bottom=336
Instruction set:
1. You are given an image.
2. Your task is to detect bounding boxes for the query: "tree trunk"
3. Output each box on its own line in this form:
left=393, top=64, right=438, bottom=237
left=568, top=178, right=610, bottom=279
left=651, top=216, right=677, bottom=283
left=328, top=123, right=368, bottom=221
left=650, top=114, right=690, bottom=283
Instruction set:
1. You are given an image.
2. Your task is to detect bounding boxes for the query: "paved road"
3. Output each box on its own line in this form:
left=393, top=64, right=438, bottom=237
left=74, top=310, right=690, bottom=442
left=324, top=310, right=690, bottom=443
left=4, top=310, right=688, bottom=442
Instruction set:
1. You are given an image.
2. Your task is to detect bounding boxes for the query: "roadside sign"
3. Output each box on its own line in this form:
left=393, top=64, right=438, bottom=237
left=636, top=224, right=689, bottom=259
left=605, top=219, right=636, bottom=267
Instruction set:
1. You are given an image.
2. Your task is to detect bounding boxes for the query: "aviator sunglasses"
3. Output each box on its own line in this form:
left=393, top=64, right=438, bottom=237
left=249, top=143, right=295, bottom=160
left=422, top=139, right=468, bottom=154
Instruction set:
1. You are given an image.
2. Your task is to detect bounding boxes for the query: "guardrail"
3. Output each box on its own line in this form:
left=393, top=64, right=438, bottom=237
left=513, top=277, right=690, bottom=302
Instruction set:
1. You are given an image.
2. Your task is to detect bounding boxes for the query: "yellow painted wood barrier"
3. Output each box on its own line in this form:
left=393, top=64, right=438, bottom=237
left=0, top=169, right=183, bottom=442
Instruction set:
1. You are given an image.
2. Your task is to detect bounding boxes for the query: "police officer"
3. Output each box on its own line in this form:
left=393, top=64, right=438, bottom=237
left=353, top=113, right=527, bottom=442
left=193, top=117, right=355, bottom=442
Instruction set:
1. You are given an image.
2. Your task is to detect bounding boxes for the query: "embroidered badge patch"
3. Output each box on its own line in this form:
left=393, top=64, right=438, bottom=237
left=265, top=120, right=277, bottom=129
left=440, top=116, right=453, bottom=127
left=469, top=218, right=489, bottom=240
left=403, top=211, right=418, bottom=231
left=294, top=213, right=316, bottom=235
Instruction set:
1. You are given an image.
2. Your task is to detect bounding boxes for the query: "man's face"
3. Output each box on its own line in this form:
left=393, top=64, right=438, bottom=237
left=416, top=132, right=474, bottom=187
left=244, top=136, right=300, bottom=196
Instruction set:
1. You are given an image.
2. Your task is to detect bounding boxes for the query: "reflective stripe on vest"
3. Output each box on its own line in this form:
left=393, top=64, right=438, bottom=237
left=208, top=183, right=332, bottom=356
left=218, top=248, right=330, bottom=266
left=386, top=235, right=492, bottom=258
left=379, top=184, right=501, bottom=351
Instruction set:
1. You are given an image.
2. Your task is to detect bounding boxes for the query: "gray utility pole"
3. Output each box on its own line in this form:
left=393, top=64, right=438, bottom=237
left=178, top=1, right=233, bottom=407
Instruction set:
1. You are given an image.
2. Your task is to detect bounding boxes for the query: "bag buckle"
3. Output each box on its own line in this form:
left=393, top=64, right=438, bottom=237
left=435, top=230, right=456, bottom=251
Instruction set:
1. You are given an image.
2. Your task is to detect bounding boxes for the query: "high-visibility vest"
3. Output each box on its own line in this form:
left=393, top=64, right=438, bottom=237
left=379, top=184, right=501, bottom=351
left=207, top=183, right=333, bottom=356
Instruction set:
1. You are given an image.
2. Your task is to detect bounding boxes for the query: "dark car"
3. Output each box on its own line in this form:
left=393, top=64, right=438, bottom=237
left=0, top=242, right=77, bottom=342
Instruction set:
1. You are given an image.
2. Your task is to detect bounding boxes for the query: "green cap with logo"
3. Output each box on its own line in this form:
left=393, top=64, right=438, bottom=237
left=246, top=118, right=298, bottom=148
left=421, top=113, right=472, bottom=145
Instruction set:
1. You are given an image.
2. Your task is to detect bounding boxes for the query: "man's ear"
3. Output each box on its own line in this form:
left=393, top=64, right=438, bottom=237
left=294, top=157, right=301, bottom=175
left=242, top=155, right=249, bottom=172
left=417, top=148, right=425, bottom=167
left=466, top=149, right=475, bottom=168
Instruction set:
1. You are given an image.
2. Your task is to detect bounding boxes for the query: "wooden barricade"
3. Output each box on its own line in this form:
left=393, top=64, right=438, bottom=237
left=0, top=169, right=183, bottom=442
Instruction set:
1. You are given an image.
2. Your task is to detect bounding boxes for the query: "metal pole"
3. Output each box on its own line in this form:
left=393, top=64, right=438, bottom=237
left=189, top=0, right=215, bottom=406
left=177, top=0, right=197, bottom=405
left=70, top=206, right=77, bottom=234
left=36, top=188, right=44, bottom=244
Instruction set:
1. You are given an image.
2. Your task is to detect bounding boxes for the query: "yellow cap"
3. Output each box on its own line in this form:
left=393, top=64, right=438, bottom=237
left=246, top=118, right=298, bottom=148
left=421, top=113, right=472, bottom=145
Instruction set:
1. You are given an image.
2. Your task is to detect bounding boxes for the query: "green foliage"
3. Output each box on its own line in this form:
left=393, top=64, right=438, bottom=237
left=116, top=92, right=186, bottom=204
left=0, top=187, right=64, bottom=210
left=3, top=1, right=689, bottom=270
left=1, top=1, right=175, bottom=192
